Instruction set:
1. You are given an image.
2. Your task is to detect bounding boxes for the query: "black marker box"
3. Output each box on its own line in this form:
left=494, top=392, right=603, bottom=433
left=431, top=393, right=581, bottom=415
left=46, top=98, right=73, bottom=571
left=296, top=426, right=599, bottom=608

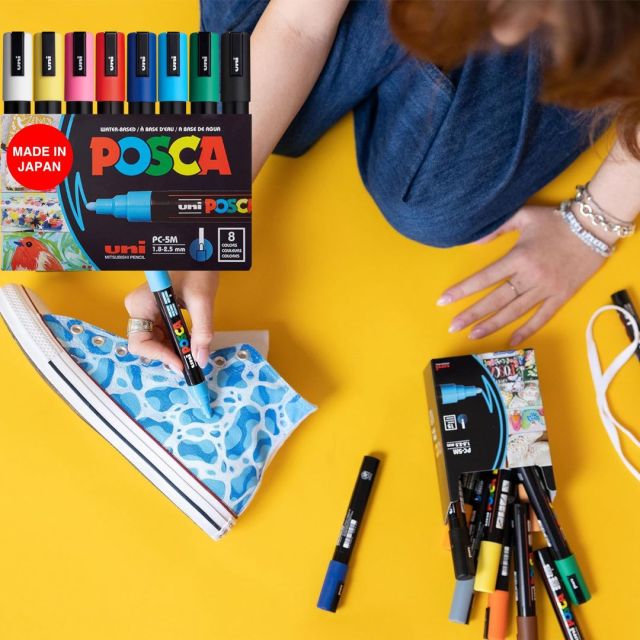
left=424, top=349, right=557, bottom=518
left=1, top=113, right=251, bottom=271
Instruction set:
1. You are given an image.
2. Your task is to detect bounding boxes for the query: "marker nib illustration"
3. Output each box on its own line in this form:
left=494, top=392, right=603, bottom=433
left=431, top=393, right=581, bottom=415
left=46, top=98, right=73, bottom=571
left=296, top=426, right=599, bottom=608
left=86, top=201, right=96, bottom=211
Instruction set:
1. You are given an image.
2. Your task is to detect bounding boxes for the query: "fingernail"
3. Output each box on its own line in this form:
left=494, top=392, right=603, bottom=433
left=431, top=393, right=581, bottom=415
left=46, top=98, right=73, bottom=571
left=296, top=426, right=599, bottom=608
left=449, top=320, right=464, bottom=333
left=437, top=294, right=453, bottom=306
left=196, top=347, right=208, bottom=368
left=469, top=328, right=485, bottom=340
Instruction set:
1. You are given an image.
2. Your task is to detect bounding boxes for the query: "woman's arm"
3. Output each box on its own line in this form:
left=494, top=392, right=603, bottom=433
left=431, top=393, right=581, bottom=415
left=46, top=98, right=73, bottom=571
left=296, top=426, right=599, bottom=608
left=124, top=0, right=350, bottom=367
left=251, top=0, right=350, bottom=177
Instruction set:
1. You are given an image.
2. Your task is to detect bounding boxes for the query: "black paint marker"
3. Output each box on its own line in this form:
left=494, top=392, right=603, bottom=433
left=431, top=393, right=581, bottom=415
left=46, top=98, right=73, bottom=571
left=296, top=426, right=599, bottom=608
left=220, top=32, right=250, bottom=114
left=447, top=481, right=474, bottom=580
left=535, top=548, right=584, bottom=640
left=317, top=455, right=380, bottom=612
left=612, top=289, right=640, bottom=361
left=517, top=466, right=590, bottom=605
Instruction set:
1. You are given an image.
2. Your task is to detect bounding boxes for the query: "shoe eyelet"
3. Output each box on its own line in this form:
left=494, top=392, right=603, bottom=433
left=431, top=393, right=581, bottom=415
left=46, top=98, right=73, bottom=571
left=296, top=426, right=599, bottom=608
left=115, top=345, right=128, bottom=357
left=140, top=357, right=151, bottom=366
left=163, top=363, right=172, bottom=371
left=213, top=356, right=226, bottom=367
left=237, top=349, right=248, bottom=360
left=91, top=336, right=106, bottom=347
left=70, top=324, right=83, bottom=335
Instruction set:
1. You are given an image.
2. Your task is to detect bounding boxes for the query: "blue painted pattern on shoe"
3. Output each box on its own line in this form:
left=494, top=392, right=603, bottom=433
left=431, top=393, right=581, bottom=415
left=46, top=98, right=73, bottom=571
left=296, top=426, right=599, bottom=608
left=43, top=314, right=316, bottom=515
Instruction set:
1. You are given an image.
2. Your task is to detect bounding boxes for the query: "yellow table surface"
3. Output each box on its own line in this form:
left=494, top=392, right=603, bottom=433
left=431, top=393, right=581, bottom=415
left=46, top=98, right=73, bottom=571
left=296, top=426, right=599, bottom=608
left=1, top=3, right=639, bottom=638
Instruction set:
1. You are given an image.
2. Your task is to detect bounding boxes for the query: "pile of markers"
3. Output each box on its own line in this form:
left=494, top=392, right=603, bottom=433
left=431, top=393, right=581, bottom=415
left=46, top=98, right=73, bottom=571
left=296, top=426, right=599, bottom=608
left=2, top=30, right=249, bottom=115
left=448, top=467, right=588, bottom=640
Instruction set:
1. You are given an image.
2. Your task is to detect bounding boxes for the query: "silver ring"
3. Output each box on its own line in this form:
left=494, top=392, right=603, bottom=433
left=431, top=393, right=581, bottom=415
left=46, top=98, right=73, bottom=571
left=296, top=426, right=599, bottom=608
left=506, top=280, right=520, bottom=298
left=127, top=318, right=154, bottom=337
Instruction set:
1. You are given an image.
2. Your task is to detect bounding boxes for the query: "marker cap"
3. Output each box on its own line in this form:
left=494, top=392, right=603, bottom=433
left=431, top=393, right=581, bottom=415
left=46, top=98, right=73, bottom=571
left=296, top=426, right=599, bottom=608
left=516, top=616, right=538, bottom=640
left=3, top=32, right=33, bottom=101
left=159, top=32, right=187, bottom=102
left=474, top=540, right=503, bottom=593
left=220, top=31, right=250, bottom=104
left=317, top=560, right=348, bottom=612
left=96, top=32, right=125, bottom=102
left=555, top=555, right=591, bottom=605
left=34, top=32, right=62, bottom=101
left=127, top=32, right=156, bottom=102
left=486, top=589, right=509, bottom=640
left=189, top=32, right=220, bottom=103
left=449, top=578, right=474, bottom=624
left=64, top=32, right=94, bottom=102
left=144, top=270, right=172, bottom=293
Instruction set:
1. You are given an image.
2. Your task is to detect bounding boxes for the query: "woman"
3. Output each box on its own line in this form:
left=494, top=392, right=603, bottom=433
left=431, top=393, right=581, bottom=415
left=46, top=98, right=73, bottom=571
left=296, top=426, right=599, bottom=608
left=125, top=0, right=640, bottom=370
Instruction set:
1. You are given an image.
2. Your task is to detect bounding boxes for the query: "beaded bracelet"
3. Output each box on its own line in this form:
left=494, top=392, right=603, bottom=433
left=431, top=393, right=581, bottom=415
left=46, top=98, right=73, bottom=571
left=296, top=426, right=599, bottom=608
left=575, top=183, right=635, bottom=238
left=556, top=199, right=613, bottom=258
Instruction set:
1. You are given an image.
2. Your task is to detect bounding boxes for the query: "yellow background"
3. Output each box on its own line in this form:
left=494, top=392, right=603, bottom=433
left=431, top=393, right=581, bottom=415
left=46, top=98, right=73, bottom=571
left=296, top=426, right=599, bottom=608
left=1, top=2, right=639, bottom=638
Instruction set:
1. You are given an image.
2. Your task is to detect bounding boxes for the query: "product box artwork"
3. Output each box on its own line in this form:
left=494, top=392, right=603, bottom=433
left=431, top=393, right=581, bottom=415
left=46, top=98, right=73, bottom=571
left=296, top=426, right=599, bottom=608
left=1, top=113, right=251, bottom=271
left=424, top=349, right=556, bottom=517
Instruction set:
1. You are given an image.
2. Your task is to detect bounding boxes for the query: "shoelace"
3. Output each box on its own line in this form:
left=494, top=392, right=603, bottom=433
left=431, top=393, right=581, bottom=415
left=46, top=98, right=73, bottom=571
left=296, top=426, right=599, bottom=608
left=586, top=305, right=640, bottom=481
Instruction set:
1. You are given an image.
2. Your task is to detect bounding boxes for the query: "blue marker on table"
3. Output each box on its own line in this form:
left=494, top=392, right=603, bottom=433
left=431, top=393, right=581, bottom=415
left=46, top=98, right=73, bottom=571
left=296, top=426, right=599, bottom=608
left=144, top=271, right=212, bottom=417
left=127, top=32, right=156, bottom=114
left=159, top=32, right=187, bottom=114
left=318, top=455, right=380, bottom=612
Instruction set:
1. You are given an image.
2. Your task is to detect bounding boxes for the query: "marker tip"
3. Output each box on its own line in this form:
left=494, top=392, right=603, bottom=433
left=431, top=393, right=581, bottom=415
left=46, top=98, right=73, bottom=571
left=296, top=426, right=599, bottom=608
left=86, top=201, right=96, bottom=211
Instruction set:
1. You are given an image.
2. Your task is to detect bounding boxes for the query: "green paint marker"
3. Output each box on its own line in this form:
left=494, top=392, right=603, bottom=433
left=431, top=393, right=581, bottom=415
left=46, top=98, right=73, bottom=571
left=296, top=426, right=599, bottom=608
left=517, top=466, right=591, bottom=605
left=189, top=31, right=219, bottom=114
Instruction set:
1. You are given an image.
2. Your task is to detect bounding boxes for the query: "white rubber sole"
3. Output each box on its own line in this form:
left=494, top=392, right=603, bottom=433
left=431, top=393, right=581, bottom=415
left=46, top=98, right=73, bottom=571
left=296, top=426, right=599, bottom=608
left=0, top=284, right=236, bottom=540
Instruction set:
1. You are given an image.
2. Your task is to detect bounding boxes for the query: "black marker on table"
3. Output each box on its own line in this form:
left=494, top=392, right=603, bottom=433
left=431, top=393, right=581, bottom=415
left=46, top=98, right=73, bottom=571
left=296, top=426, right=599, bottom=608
left=3, top=32, right=32, bottom=114
left=220, top=32, right=250, bottom=114
left=34, top=32, right=62, bottom=114
left=447, top=480, right=474, bottom=580
left=534, top=548, right=584, bottom=640
left=612, top=289, right=640, bottom=362
left=513, top=501, right=537, bottom=640
left=317, top=455, right=380, bottom=612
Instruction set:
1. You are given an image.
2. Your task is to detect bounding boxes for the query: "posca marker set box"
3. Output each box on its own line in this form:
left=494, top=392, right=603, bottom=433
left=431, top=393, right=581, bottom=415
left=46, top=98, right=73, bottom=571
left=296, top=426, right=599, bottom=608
left=1, top=30, right=251, bottom=271
left=424, top=350, right=590, bottom=639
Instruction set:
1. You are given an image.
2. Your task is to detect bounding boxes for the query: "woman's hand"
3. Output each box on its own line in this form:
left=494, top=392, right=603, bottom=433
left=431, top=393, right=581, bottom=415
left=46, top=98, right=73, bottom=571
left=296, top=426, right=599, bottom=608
left=124, top=271, right=219, bottom=372
left=437, top=206, right=608, bottom=346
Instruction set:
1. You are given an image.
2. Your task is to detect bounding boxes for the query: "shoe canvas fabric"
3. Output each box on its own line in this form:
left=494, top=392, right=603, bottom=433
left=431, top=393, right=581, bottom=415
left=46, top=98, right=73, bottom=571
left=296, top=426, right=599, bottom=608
left=44, top=313, right=316, bottom=516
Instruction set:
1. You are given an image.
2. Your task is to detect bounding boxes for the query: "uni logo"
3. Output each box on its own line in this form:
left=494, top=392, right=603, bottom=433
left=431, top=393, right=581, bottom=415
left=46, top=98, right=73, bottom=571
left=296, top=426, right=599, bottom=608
left=90, top=135, right=231, bottom=177
left=172, top=319, right=191, bottom=354
left=104, top=240, right=146, bottom=255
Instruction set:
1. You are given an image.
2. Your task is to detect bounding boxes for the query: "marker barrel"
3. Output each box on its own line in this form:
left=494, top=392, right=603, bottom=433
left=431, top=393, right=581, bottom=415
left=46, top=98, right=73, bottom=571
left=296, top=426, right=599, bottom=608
left=189, top=31, right=219, bottom=112
left=513, top=502, right=537, bottom=640
left=475, top=470, right=514, bottom=593
left=448, top=496, right=474, bottom=580
left=317, top=455, right=380, bottom=612
left=517, top=466, right=590, bottom=605
left=127, top=32, right=156, bottom=108
left=64, top=32, right=94, bottom=107
left=535, top=548, right=584, bottom=640
left=484, top=519, right=512, bottom=640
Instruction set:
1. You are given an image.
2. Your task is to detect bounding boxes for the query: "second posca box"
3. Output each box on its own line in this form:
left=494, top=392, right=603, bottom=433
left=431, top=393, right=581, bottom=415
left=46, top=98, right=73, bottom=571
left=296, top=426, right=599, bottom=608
left=1, top=113, right=251, bottom=271
left=424, top=349, right=557, bottom=518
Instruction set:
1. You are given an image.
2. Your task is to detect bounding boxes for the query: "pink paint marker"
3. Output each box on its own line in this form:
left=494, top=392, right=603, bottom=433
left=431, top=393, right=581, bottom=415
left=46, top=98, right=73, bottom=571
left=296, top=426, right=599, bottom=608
left=64, top=31, right=94, bottom=113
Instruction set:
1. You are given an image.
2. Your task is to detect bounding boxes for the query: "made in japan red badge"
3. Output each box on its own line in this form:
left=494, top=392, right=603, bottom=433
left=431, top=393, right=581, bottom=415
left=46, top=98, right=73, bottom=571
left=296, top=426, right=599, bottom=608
left=6, top=124, right=73, bottom=191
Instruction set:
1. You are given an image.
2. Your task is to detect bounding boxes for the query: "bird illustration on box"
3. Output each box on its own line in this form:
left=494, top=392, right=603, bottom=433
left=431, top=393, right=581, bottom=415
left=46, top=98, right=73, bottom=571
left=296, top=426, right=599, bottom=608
left=11, top=237, right=64, bottom=271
